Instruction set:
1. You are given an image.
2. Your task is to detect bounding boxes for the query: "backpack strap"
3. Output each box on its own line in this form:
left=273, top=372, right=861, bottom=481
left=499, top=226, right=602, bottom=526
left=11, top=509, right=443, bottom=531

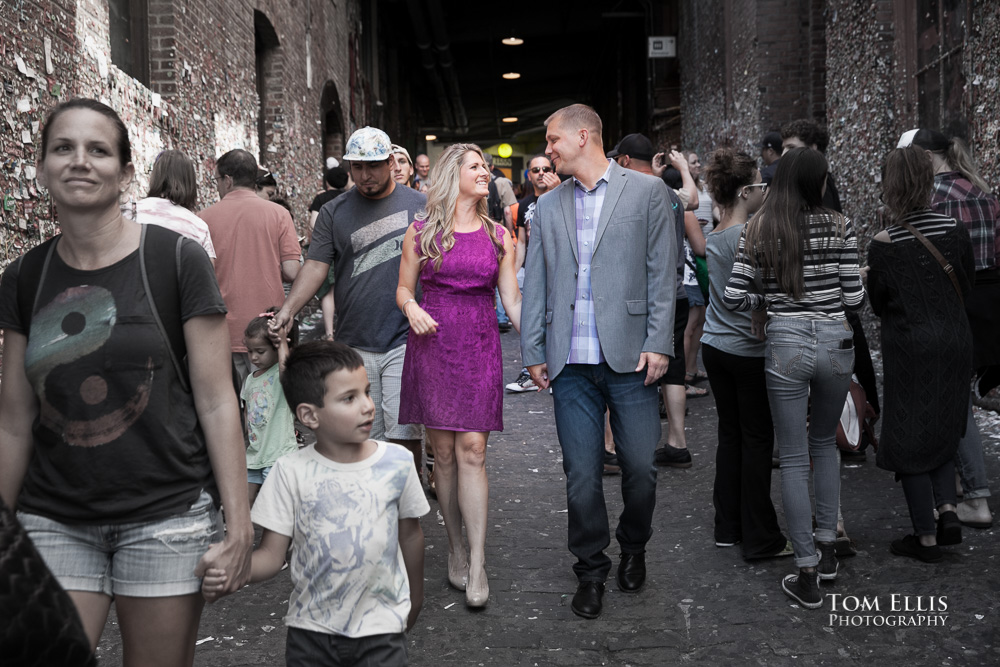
left=15, top=236, right=60, bottom=335
left=139, top=224, right=191, bottom=392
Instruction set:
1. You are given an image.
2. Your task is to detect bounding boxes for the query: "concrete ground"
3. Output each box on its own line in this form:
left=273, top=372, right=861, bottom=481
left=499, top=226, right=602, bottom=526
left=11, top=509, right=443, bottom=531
left=96, top=329, right=1000, bottom=666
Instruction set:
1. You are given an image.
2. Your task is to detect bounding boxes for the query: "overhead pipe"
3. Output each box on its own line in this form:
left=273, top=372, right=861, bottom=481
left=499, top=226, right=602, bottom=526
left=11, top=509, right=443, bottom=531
left=406, top=0, right=455, bottom=129
left=424, top=0, right=469, bottom=133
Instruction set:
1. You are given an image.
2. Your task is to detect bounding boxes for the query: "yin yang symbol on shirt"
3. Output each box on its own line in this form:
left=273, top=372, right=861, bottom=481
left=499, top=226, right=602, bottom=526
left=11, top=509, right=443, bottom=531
left=25, top=285, right=155, bottom=447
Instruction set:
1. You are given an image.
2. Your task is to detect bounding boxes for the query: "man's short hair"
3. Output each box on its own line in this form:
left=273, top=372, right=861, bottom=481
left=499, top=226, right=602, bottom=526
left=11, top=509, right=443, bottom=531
left=281, top=341, right=365, bottom=411
left=781, top=119, right=825, bottom=152
left=216, top=149, right=258, bottom=188
left=528, top=153, right=553, bottom=169
left=545, top=104, right=603, bottom=140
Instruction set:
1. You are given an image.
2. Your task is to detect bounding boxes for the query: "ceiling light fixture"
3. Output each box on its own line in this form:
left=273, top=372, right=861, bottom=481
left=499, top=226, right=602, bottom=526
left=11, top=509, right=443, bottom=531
left=502, top=72, right=521, bottom=80
left=502, top=117, right=518, bottom=123
left=425, top=134, right=437, bottom=141
left=501, top=36, right=524, bottom=46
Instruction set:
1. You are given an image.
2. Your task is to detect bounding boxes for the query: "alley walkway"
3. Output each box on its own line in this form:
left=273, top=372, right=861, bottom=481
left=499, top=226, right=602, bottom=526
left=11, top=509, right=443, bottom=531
left=98, top=330, right=1000, bottom=666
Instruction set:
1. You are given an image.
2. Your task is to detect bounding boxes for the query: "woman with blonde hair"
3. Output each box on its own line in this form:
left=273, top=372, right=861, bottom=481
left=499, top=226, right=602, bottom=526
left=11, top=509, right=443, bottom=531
left=397, top=143, right=521, bottom=608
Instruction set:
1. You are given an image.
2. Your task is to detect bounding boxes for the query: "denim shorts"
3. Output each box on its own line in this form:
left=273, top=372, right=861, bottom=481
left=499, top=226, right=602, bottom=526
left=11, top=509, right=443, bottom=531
left=685, top=284, right=706, bottom=307
left=17, top=489, right=220, bottom=598
left=247, top=466, right=273, bottom=485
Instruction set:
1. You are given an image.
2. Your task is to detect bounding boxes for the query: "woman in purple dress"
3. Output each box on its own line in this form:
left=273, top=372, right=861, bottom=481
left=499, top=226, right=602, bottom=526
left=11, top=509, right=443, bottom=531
left=397, top=144, right=521, bottom=608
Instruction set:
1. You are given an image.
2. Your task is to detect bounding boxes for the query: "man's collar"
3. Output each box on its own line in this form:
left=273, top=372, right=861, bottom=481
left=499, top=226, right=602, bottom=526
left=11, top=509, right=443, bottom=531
left=222, top=187, right=257, bottom=199
left=573, top=160, right=614, bottom=192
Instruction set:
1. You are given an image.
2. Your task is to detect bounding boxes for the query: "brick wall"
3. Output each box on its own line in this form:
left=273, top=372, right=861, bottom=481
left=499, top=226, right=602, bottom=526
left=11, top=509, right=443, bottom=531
left=0, top=0, right=377, bottom=268
left=681, top=0, right=999, bottom=234
left=965, top=0, right=1000, bottom=188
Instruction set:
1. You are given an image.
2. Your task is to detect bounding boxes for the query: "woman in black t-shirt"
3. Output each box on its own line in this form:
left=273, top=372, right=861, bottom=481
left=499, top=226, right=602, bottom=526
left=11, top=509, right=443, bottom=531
left=0, top=99, right=252, bottom=666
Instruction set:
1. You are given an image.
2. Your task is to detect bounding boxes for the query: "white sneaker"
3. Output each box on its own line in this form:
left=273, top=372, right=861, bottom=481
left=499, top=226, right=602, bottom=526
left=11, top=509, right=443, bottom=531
left=505, top=370, right=537, bottom=393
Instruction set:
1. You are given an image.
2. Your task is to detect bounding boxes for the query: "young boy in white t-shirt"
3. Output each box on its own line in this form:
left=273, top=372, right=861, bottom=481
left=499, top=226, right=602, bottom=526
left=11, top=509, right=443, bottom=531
left=202, top=341, right=429, bottom=666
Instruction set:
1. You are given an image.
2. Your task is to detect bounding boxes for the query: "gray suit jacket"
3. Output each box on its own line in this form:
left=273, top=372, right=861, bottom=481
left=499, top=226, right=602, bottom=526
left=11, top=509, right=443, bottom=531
left=520, top=161, right=676, bottom=380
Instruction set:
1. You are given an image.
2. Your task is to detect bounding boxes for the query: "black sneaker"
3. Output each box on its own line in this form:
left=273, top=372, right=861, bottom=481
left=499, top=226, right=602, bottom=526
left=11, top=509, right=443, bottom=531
left=505, top=369, right=538, bottom=393
left=782, top=570, right=823, bottom=608
left=890, top=534, right=943, bottom=563
left=817, top=541, right=838, bottom=581
left=654, top=446, right=692, bottom=468
left=936, top=510, right=962, bottom=546
left=840, top=449, right=866, bottom=463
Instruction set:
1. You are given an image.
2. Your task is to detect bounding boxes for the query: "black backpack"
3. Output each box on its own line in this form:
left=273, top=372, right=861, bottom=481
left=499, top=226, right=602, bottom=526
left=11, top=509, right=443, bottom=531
left=15, top=224, right=191, bottom=392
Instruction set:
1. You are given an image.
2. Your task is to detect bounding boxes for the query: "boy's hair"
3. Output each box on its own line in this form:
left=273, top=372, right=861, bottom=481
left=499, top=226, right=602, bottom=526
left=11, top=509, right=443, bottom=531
left=781, top=119, right=826, bottom=152
left=282, top=340, right=365, bottom=411
left=244, top=307, right=299, bottom=349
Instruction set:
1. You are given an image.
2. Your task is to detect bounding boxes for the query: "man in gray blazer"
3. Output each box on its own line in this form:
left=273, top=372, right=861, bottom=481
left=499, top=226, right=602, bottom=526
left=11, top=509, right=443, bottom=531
left=520, top=104, right=676, bottom=619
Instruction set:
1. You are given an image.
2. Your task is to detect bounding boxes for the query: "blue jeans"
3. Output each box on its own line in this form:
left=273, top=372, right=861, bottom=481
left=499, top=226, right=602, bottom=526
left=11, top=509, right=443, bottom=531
left=551, top=363, right=661, bottom=582
left=956, top=399, right=992, bottom=499
left=765, top=317, right=854, bottom=568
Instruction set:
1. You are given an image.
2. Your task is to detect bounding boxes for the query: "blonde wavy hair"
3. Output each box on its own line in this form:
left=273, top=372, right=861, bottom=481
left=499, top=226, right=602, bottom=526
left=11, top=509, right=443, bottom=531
left=415, top=143, right=506, bottom=271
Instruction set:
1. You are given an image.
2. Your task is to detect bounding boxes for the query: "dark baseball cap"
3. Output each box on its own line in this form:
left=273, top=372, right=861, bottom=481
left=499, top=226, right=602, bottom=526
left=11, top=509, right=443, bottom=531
left=761, top=132, right=782, bottom=152
left=607, top=133, right=655, bottom=162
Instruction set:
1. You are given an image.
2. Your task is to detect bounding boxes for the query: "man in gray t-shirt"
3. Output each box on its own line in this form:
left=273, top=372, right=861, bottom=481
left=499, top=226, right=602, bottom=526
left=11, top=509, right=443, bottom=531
left=274, top=127, right=426, bottom=465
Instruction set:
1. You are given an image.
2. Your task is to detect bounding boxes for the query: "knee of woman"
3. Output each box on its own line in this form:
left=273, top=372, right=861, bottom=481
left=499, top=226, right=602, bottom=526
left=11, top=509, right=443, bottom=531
left=458, top=439, right=488, bottom=466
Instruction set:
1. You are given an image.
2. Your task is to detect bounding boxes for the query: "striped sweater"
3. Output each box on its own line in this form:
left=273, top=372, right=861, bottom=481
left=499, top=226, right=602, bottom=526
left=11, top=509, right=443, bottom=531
left=724, top=212, right=865, bottom=319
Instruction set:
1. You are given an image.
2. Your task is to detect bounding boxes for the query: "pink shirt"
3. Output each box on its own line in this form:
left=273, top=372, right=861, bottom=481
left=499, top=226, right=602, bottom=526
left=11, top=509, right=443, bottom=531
left=199, top=190, right=301, bottom=353
left=132, top=197, right=217, bottom=258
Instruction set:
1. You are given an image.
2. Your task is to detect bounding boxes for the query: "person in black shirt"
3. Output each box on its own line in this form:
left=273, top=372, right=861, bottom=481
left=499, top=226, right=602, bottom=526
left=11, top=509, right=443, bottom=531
left=307, top=161, right=350, bottom=242
left=504, top=154, right=559, bottom=393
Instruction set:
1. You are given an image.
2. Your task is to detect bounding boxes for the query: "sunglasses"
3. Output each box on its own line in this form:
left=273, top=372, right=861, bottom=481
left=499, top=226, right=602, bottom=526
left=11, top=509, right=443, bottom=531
left=745, top=182, right=767, bottom=192
left=530, top=166, right=553, bottom=174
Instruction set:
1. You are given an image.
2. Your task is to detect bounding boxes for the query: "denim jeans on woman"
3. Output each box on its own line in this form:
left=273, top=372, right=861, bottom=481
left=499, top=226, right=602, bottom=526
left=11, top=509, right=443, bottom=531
left=765, top=317, right=854, bottom=568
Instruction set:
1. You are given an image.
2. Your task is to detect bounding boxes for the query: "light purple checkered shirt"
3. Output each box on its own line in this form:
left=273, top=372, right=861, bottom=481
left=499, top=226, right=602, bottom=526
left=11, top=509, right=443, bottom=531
left=567, top=162, right=613, bottom=364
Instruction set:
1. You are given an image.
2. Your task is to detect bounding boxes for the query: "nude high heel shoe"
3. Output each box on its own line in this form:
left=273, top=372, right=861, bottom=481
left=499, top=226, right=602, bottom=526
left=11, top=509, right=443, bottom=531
left=465, top=566, right=489, bottom=608
left=448, top=552, right=469, bottom=591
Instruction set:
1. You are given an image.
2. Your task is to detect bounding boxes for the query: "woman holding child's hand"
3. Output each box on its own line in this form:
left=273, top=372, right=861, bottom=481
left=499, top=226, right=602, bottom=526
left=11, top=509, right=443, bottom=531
left=396, top=144, right=522, bottom=608
left=0, top=99, right=252, bottom=666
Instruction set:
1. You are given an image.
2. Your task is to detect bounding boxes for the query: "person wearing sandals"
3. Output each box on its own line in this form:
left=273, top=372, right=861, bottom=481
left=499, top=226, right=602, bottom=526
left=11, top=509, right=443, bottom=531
left=865, top=147, right=974, bottom=562
left=701, top=148, right=790, bottom=560
left=724, top=147, right=864, bottom=609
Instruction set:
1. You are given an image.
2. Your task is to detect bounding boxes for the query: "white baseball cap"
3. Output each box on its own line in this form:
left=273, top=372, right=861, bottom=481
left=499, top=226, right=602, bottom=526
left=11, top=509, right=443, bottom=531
left=343, top=127, right=392, bottom=161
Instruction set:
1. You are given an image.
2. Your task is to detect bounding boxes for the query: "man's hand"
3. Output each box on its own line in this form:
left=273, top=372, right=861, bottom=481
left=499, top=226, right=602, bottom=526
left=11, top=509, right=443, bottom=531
left=651, top=152, right=667, bottom=178
left=635, top=352, right=669, bottom=386
left=527, top=363, right=550, bottom=391
left=268, top=308, right=294, bottom=347
left=539, top=171, right=561, bottom=191
left=669, top=150, right=689, bottom=174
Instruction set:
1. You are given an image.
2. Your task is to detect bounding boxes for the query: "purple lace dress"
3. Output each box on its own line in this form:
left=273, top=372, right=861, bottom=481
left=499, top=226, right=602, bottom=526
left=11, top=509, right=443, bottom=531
left=399, top=220, right=505, bottom=432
